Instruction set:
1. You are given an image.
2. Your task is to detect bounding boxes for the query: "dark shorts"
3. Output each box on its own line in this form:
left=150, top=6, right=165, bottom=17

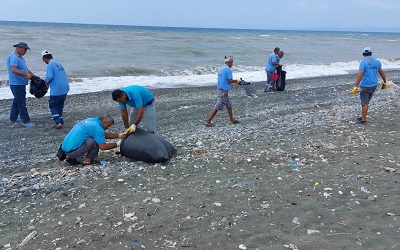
left=215, top=89, right=232, bottom=111
left=360, top=86, right=376, bottom=106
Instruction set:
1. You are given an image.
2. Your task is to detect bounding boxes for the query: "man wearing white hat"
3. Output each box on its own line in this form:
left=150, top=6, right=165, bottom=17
left=42, top=50, right=70, bottom=129
left=7, top=42, right=35, bottom=127
left=351, top=47, right=387, bottom=124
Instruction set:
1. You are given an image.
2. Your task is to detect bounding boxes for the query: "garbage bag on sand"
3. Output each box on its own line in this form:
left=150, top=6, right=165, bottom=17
left=120, top=128, right=176, bottom=163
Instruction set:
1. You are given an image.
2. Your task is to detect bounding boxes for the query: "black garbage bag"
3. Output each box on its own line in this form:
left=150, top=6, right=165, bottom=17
left=29, top=76, right=48, bottom=98
left=276, top=66, right=287, bottom=91
left=120, top=128, right=176, bottom=163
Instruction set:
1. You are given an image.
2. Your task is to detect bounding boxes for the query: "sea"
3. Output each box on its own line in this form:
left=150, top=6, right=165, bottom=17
left=1, top=21, right=400, bottom=100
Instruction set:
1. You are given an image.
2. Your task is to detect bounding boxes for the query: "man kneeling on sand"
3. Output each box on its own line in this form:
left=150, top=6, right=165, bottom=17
left=60, top=115, right=121, bottom=165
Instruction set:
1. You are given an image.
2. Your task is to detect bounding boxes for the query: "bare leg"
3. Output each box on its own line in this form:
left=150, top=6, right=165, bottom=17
left=206, top=108, right=218, bottom=125
left=361, top=104, right=368, bottom=121
left=227, top=107, right=238, bottom=123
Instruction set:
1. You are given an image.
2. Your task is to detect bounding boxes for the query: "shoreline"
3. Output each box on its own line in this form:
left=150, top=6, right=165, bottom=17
left=1, top=71, right=400, bottom=249
left=1, top=69, right=399, bottom=101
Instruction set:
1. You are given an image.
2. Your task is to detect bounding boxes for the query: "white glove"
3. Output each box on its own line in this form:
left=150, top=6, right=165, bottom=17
left=116, top=140, right=121, bottom=147
left=127, top=124, right=136, bottom=134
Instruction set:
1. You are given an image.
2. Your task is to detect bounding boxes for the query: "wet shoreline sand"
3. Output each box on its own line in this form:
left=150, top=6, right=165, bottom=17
left=1, top=71, right=400, bottom=249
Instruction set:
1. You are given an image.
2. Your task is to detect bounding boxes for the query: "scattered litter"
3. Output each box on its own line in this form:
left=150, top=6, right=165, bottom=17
left=19, top=231, right=37, bottom=247
left=307, top=229, right=320, bottom=234
left=292, top=217, right=300, bottom=225
left=323, top=192, right=332, bottom=198
left=239, top=244, right=247, bottom=250
left=383, top=167, right=397, bottom=173
left=361, top=187, right=371, bottom=193
left=288, top=163, right=300, bottom=169
left=283, top=244, right=298, bottom=250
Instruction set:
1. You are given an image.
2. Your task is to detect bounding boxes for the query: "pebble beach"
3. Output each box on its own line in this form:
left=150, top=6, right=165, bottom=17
left=1, top=71, right=400, bottom=249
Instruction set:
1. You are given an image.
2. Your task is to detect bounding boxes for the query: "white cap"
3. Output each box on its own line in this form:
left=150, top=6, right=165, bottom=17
left=224, top=56, right=233, bottom=63
left=41, top=50, right=51, bottom=56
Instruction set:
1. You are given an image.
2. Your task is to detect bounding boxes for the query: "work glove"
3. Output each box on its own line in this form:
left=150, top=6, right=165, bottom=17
left=127, top=124, right=136, bottom=134
left=382, top=83, right=388, bottom=89
left=236, top=78, right=242, bottom=85
left=351, top=87, right=358, bottom=95
left=118, top=131, right=127, bottom=139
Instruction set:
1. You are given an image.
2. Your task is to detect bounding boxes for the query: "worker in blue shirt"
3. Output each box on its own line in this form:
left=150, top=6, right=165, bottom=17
left=42, top=50, right=70, bottom=129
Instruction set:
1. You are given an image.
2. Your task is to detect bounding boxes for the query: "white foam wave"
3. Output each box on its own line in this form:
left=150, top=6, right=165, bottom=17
left=0, top=60, right=399, bottom=100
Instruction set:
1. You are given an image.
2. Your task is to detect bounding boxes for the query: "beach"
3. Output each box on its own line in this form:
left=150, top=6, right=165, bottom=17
left=1, top=71, right=400, bottom=250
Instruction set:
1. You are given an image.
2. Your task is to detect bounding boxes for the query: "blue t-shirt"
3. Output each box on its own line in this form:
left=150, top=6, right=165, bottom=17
left=61, top=117, right=106, bottom=152
left=217, top=65, right=233, bottom=91
left=118, top=85, right=154, bottom=109
left=359, top=56, right=382, bottom=88
left=45, top=59, right=70, bottom=96
left=7, top=52, right=29, bottom=86
left=265, top=53, right=279, bottom=72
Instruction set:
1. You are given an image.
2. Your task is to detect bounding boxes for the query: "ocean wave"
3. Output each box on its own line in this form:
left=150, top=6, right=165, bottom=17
left=1, top=60, right=399, bottom=99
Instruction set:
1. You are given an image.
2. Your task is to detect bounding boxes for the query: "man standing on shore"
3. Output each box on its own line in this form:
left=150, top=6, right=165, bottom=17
left=264, top=47, right=281, bottom=93
left=7, top=42, right=34, bottom=128
left=112, top=85, right=156, bottom=134
left=205, top=56, right=240, bottom=127
left=61, top=115, right=120, bottom=165
left=351, top=47, right=387, bottom=124
left=42, top=50, right=70, bottom=129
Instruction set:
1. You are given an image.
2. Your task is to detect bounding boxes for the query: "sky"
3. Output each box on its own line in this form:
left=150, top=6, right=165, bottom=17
left=0, top=0, right=399, bottom=32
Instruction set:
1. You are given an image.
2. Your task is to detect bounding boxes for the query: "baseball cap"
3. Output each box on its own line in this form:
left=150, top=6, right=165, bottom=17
left=13, top=42, right=30, bottom=50
left=363, top=47, right=372, bottom=54
left=224, top=56, right=234, bottom=63
left=42, top=50, right=51, bottom=56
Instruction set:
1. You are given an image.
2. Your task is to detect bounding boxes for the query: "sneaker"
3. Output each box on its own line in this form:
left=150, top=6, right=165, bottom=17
left=22, top=122, right=34, bottom=128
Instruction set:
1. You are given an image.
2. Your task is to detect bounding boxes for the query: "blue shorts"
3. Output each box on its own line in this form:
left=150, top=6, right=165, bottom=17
left=360, top=86, right=376, bottom=106
left=215, top=89, right=232, bottom=111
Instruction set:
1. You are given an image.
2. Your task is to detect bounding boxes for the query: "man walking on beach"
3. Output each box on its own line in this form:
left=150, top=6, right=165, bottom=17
left=351, top=47, right=387, bottom=124
left=61, top=115, right=120, bottom=165
left=112, top=85, right=156, bottom=134
left=42, top=50, right=70, bottom=129
left=205, top=56, right=240, bottom=127
left=264, top=47, right=281, bottom=93
left=7, top=42, right=35, bottom=128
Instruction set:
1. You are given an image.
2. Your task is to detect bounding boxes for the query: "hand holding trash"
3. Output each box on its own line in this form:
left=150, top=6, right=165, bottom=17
left=382, top=83, right=388, bottom=89
left=351, top=87, right=358, bottom=95
left=236, top=78, right=242, bottom=85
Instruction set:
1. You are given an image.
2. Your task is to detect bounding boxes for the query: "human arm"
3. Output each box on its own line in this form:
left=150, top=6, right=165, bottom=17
left=229, top=78, right=241, bottom=84
left=132, top=106, right=144, bottom=126
left=98, top=142, right=119, bottom=150
left=120, top=108, right=129, bottom=129
left=378, top=68, right=387, bottom=83
left=354, top=70, right=364, bottom=88
left=105, top=132, right=119, bottom=139
left=98, top=132, right=120, bottom=150
left=11, top=66, right=33, bottom=79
